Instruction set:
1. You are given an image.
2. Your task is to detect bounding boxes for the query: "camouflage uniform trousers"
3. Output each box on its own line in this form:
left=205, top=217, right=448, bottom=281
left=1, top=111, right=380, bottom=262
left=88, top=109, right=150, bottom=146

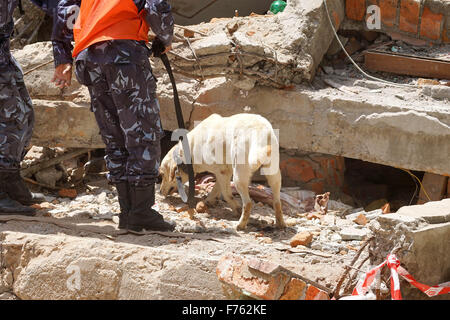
left=75, top=59, right=164, bottom=187
left=0, top=57, right=35, bottom=172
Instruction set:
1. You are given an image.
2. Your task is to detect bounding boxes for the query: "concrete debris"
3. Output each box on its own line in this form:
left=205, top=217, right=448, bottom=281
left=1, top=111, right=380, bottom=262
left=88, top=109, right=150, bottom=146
left=339, top=227, right=370, bottom=241
left=168, top=0, right=345, bottom=86
left=369, top=199, right=450, bottom=300
left=216, top=254, right=330, bottom=300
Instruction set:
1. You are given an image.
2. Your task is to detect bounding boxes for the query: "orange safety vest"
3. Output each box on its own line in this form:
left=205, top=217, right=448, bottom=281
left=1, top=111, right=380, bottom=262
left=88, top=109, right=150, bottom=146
left=72, top=0, right=150, bottom=58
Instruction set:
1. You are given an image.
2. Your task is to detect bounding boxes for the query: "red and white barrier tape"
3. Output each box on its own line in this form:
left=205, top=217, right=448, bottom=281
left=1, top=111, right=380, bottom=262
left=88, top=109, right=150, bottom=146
left=352, top=254, right=450, bottom=300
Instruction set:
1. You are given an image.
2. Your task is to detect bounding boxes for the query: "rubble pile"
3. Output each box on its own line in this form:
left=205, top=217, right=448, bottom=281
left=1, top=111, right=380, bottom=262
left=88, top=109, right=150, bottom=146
left=163, top=0, right=345, bottom=88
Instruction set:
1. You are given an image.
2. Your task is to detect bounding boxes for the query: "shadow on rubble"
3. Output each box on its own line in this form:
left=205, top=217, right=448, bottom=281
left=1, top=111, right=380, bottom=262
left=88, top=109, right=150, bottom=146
left=0, top=192, right=299, bottom=250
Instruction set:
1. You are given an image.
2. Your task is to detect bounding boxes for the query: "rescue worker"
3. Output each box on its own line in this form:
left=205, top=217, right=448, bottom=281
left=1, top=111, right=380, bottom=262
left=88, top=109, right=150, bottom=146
left=0, top=0, right=62, bottom=215
left=51, top=0, right=176, bottom=232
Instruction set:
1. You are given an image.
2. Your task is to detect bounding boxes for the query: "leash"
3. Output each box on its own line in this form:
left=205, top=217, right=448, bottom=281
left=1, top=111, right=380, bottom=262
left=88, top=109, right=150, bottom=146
left=155, top=46, right=196, bottom=208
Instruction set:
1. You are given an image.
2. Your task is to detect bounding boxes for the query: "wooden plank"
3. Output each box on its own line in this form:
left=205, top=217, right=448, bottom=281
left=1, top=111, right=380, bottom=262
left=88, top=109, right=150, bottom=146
left=364, top=50, right=450, bottom=80
left=417, top=173, right=448, bottom=204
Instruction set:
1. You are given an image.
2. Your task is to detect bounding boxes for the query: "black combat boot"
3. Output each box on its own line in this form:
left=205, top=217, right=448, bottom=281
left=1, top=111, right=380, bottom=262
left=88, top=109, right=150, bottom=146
left=128, top=183, right=175, bottom=232
left=0, top=191, right=36, bottom=216
left=115, top=181, right=130, bottom=230
left=0, top=171, right=45, bottom=205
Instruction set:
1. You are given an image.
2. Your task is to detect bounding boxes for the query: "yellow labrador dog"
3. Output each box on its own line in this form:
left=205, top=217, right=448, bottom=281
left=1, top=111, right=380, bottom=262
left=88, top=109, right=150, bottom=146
left=159, top=113, right=286, bottom=230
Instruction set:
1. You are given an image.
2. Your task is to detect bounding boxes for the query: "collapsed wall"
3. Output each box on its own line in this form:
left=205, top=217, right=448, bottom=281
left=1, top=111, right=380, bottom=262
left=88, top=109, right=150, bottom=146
left=11, top=0, right=450, bottom=177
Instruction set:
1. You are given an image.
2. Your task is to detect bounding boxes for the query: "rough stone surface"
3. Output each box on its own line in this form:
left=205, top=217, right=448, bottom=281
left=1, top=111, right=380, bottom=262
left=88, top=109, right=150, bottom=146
left=168, top=0, right=345, bottom=85
left=0, top=181, right=373, bottom=300
left=369, top=203, right=450, bottom=300
left=340, top=227, right=369, bottom=241
left=396, top=199, right=450, bottom=224
left=0, top=232, right=224, bottom=300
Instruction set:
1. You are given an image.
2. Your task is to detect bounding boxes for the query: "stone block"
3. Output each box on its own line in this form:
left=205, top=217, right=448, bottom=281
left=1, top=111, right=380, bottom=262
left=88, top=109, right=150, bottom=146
left=370, top=211, right=450, bottom=299
left=397, top=199, right=450, bottom=224
left=340, top=227, right=369, bottom=240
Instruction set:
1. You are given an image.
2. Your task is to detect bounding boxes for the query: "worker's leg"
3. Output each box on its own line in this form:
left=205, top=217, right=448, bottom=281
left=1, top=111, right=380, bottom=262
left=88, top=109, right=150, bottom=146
left=104, top=61, right=174, bottom=232
left=75, top=60, right=129, bottom=184
left=0, top=61, right=36, bottom=215
left=75, top=60, right=131, bottom=229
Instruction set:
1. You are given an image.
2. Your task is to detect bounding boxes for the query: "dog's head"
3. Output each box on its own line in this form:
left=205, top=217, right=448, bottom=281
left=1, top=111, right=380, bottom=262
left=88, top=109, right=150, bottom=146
left=159, top=144, right=189, bottom=197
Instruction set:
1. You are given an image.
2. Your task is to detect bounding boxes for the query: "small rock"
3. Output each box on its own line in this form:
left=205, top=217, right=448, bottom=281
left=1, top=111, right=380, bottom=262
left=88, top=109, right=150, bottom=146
left=285, top=218, right=299, bottom=227
left=353, top=213, right=368, bottom=226
left=307, top=212, right=323, bottom=220
left=290, top=231, right=313, bottom=248
left=31, top=202, right=55, bottom=210
left=340, top=227, right=369, bottom=241
left=259, top=237, right=273, bottom=244
left=330, top=233, right=342, bottom=242
left=195, top=201, right=209, bottom=213
left=58, top=188, right=77, bottom=199
left=323, top=66, right=334, bottom=75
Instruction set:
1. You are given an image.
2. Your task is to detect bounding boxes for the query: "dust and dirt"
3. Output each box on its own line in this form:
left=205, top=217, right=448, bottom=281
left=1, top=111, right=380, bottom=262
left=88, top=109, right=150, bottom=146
left=0, top=175, right=373, bottom=299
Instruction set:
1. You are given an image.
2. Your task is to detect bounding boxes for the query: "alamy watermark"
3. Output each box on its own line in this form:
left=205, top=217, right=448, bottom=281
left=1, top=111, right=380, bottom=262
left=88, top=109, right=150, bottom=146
left=366, top=5, right=381, bottom=30
left=66, top=265, right=81, bottom=292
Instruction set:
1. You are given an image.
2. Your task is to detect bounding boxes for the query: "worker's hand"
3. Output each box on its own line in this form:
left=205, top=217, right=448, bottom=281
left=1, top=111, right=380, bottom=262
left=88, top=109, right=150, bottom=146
left=162, top=45, right=172, bottom=55
left=52, top=63, right=73, bottom=89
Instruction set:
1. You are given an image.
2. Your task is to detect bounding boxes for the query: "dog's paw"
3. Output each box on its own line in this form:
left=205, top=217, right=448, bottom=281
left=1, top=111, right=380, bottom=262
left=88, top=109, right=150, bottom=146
left=236, top=222, right=247, bottom=231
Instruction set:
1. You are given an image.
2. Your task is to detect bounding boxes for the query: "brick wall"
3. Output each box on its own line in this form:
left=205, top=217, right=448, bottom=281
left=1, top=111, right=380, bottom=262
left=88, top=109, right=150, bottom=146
left=345, top=0, right=450, bottom=44
left=279, top=150, right=346, bottom=195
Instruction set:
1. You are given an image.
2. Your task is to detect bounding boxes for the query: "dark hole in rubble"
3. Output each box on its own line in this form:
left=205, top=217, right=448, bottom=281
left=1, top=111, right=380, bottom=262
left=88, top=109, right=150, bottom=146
left=344, top=158, right=424, bottom=212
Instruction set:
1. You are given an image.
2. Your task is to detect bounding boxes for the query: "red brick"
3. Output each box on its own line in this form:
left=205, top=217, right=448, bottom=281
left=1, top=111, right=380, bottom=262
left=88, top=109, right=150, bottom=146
left=58, top=188, right=77, bottom=199
left=305, top=285, right=330, bottom=300
left=247, top=258, right=280, bottom=275
left=280, top=159, right=315, bottom=183
left=444, top=28, right=450, bottom=43
left=346, top=0, right=366, bottom=21
left=280, top=278, right=307, bottom=300
left=311, top=181, right=324, bottom=194
left=334, top=171, right=342, bottom=186
left=420, top=6, right=444, bottom=40
left=290, top=231, right=313, bottom=248
left=379, top=0, right=399, bottom=27
left=216, top=255, right=289, bottom=300
left=337, top=156, right=346, bottom=172
left=399, top=0, right=420, bottom=34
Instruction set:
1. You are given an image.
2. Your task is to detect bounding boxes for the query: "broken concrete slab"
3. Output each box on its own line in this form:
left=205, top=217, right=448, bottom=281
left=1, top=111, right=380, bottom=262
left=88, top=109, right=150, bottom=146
left=397, top=199, right=450, bottom=224
left=369, top=202, right=450, bottom=300
left=339, top=227, right=369, bottom=241
left=0, top=231, right=225, bottom=300
left=168, top=0, right=345, bottom=85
